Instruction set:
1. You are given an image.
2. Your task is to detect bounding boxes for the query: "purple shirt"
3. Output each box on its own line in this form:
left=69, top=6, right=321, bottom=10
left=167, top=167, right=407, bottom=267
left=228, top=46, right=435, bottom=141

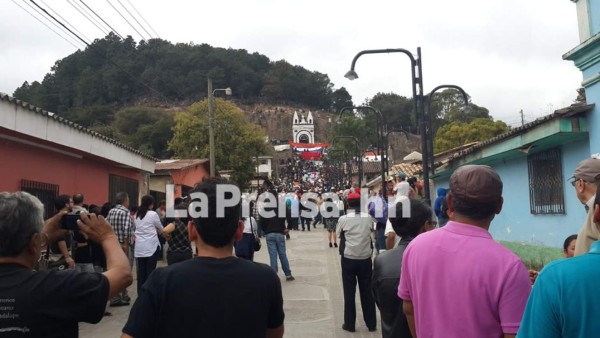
left=398, top=221, right=531, bottom=337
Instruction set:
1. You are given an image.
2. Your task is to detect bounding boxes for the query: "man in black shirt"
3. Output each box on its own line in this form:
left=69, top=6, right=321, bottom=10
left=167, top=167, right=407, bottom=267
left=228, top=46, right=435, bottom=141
left=371, top=199, right=434, bottom=338
left=122, top=177, right=285, bottom=338
left=0, top=191, right=133, bottom=338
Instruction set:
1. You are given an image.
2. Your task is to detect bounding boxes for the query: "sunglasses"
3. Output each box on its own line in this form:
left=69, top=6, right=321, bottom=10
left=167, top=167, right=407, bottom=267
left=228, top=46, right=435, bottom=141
left=570, top=178, right=582, bottom=187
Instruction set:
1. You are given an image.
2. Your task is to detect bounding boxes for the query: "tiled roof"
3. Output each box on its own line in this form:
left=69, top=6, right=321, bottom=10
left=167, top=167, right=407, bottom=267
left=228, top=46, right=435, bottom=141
left=155, top=159, right=209, bottom=171
left=352, top=161, right=382, bottom=174
left=441, top=103, right=594, bottom=164
left=391, top=162, right=423, bottom=178
left=0, top=92, right=157, bottom=161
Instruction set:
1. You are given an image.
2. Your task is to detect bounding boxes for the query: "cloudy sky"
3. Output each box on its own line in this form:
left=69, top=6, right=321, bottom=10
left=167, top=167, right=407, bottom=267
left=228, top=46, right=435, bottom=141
left=0, top=0, right=582, bottom=126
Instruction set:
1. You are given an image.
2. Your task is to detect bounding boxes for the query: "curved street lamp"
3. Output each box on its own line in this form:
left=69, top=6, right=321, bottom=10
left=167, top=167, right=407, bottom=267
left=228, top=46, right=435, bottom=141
left=338, top=106, right=387, bottom=198
left=332, top=136, right=363, bottom=188
left=344, top=48, right=430, bottom=201
left=425, top=85, right=469, bottom=176
left=345, top=48, right=467, bottom=205
left=327, top=149, right=351, bottom=186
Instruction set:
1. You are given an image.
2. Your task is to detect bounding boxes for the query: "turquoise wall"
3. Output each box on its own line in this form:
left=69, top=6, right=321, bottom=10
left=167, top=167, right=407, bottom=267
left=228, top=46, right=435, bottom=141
left=590, top=0, right=600, bottom=37
left=433, top=139, right=590, bottom=248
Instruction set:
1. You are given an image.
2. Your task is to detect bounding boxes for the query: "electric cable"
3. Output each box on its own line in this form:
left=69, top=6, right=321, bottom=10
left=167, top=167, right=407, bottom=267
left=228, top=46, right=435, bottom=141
left=116, top=0, right=153, bottom=39
left=124, top=0, right=159, bottom=38
left=79, top=0, right=124, bottom=39
left=106, top=0, right=147, bottom=40
left=10, top=0, right=81, bottom=49
left=40, top=0, right=91, bottom=43
left=70, top=0, right=111, bottom=34
left=29, top=0, right=171, bottom=101
left=66, top=0, right=110, bottom=36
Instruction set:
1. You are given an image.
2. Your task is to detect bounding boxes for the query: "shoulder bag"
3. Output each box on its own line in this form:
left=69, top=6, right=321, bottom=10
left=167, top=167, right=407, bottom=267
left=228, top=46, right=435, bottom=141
left=249, top=218, right=261, bottom=252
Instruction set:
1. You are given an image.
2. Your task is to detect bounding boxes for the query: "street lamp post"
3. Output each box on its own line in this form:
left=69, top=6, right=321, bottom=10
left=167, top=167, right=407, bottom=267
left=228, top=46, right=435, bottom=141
left=345, top=48, right=466, bottom=205
left=207, top=78, right=232, bottom=177
left=332, top=136, right=363, bottom=188
left=425, top=85, right=469, bottom=176
left=338, top=106, right=387, bottom=198
left=327, top=149, right=350, bottom=188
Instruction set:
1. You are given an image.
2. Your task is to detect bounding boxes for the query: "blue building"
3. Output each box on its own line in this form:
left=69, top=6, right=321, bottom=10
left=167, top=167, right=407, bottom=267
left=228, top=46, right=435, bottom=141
left=431, top=0, right=600, bottom=247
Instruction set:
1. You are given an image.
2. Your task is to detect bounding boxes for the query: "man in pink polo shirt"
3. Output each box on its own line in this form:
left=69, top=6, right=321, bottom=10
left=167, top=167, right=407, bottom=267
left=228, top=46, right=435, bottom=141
left=398, top=165, right=531, bottom=338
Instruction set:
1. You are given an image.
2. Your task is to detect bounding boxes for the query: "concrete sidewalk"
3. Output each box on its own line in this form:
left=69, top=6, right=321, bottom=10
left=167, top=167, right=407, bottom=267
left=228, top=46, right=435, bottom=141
left=80, top=227, right=381, bottom=337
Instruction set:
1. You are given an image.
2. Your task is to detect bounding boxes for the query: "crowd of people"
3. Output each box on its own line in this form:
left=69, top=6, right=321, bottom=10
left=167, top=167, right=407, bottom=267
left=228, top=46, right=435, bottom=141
left=0, top=155, right=599, bottom=337
left=273, top=156, right=354, bottom=194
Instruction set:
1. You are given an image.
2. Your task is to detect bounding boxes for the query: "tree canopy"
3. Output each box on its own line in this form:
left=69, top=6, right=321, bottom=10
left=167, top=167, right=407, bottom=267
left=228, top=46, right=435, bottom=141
left=13, top=33, right=342, bottom=114
left=434, top=118, right=509, bottom=153
left=169, top=98, right=268, bottom=187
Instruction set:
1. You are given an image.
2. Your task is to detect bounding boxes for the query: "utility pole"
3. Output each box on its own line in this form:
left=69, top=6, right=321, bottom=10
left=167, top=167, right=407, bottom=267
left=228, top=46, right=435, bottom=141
left=520, top=109, right=524, bottom=126
left=208, top=78, right=215, bottom=176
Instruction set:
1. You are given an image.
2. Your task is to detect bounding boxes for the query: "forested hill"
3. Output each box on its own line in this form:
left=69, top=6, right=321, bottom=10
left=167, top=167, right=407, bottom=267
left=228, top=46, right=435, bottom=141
left=11, top=33, right=513, bottom=162
left=12, top=33, right=352, bottom=115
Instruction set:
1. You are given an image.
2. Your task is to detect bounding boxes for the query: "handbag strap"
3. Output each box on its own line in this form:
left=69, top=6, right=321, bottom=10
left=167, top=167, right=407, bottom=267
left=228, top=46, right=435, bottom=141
left=248, top=217, right=258, bottom=237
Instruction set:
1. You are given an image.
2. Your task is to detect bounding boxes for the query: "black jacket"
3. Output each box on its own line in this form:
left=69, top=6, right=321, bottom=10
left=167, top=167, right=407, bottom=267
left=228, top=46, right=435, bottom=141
left=371, top=238, right=414, bottom=338
left=260, top=215, right=286, bottom=234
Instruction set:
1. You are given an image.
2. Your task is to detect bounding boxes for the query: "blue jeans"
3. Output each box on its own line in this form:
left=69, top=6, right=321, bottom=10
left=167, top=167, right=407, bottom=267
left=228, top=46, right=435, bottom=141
left=265, top=233, right=292, bottom=277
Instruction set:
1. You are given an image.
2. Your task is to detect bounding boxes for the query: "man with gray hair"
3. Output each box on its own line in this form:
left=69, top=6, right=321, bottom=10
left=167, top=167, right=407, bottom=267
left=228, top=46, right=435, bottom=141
left=569, top=156, right=600, bottom=255
left=0, top=191, right=132, bottom=337
left=106, top=192, right=134, bottom=307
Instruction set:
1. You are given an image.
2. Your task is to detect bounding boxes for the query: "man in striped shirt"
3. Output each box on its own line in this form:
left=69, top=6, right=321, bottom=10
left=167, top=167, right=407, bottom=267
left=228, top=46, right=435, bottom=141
left=106, top=192, right=134, bottom=307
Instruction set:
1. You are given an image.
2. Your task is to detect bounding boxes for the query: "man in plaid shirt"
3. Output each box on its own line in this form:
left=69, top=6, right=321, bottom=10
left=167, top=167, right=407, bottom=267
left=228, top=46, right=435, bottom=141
left=106, top=192, right=134, bottom=307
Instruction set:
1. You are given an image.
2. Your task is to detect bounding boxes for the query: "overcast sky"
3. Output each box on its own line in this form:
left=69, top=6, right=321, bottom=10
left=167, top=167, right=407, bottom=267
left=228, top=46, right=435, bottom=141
left=0, top=0, right=582, bottom=127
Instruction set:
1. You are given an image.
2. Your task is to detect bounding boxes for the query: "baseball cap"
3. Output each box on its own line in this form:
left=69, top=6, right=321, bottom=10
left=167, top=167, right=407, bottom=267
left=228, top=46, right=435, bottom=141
left=397, top=172, right=407, bottom=179
left=570, top=157, right=600, bottom=182
left=450, top=165, right=503, bottom=203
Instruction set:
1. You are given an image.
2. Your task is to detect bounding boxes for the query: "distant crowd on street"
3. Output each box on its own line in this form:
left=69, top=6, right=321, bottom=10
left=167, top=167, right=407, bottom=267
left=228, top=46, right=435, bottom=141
left=1, top=153, right=599, bottom=337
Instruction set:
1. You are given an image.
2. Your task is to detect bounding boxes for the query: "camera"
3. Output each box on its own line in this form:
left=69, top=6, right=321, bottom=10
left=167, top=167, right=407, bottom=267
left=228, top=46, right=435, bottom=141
left=61, top=213, right=81, bottom=231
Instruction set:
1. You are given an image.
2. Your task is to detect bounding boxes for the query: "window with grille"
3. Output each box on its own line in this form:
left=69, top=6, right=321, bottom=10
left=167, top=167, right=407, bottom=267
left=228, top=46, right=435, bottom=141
left=109, top=174, right=139, bottom=207
left=20, top=179, right=59, bottom=219
left=527, top=148, right=565, bottom=214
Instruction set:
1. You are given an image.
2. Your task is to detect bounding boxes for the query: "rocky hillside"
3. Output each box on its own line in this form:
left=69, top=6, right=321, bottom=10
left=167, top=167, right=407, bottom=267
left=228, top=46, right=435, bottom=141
left=239, top=103, right=421, bottom=164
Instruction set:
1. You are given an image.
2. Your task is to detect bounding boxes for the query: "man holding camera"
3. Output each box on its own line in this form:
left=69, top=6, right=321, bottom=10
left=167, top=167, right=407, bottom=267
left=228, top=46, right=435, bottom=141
left=0, top=191, right=132, bottom=337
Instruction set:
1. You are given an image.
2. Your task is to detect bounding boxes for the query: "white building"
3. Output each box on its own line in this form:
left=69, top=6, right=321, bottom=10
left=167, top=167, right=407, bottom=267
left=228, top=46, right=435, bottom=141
left=292, top=111, right=315, bottom=144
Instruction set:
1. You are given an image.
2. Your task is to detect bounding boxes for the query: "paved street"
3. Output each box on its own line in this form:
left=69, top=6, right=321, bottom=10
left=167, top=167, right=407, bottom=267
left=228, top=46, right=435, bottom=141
left=80, top=226, right=381, bottom=337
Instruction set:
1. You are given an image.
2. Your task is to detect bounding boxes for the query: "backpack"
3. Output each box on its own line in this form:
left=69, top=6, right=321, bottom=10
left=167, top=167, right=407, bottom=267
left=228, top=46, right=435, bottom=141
left=440, top=198, right=449, bottom=219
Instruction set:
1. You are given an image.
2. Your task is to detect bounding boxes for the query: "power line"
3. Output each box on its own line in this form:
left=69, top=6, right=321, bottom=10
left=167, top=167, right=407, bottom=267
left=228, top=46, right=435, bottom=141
left=29, top=0, right=171, bottom=101
left=66, top=0, right=110, bottom=36
left=79, top=0, right=124, bottom=39
left=106, top=0, right=147, bottom=40
left=21, top=0, right=84, bottom=48
left=115, top=0, right=153, bottom=39
left=10, top=0, right=81, bottom=49
left=23, top=0, right=84, bottom=46
left=40, top=0, right=91, bottom=43
left=70, top=0, right=112, bottom=34
left=124, top=0, right=159, bottom=38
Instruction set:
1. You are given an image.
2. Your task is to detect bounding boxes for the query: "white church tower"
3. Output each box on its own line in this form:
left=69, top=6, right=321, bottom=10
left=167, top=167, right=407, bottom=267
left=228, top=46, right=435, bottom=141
left=292, top=111, right=315, bottom=144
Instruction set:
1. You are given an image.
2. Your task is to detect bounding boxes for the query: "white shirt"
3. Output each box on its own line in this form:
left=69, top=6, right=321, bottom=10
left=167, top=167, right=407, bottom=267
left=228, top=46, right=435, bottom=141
left=243, top=217, right=257, bottom=234
left=394, top=181, right=410, bottom=201
left=134, top=210, right=164, bottom=258
left=336, top=211, right=374, bottom=260
left=384, top=219, right=401, bottom=248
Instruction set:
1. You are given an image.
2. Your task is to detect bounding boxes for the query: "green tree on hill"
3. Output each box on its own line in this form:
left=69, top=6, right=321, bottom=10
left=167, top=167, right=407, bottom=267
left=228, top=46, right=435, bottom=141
left=13, top=34, right=338, bottom=113
left=434, top=118, right=509, bottom=153
left=169, top=99, right=268, bottom=187
left=331, top=87, right=353, bottom=112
